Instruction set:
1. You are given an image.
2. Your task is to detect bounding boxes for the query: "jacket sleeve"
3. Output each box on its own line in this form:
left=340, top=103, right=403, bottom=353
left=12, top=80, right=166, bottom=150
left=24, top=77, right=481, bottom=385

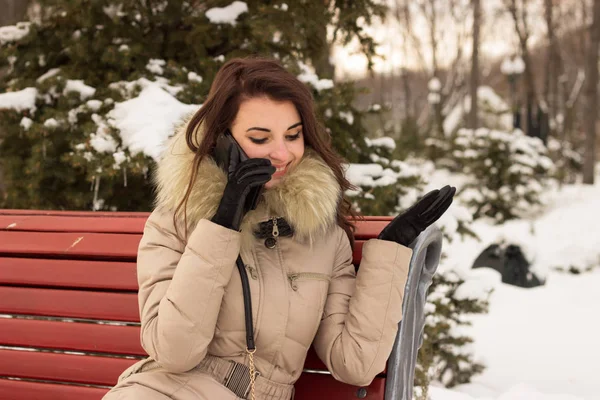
left=136, top=208, right=241, bottom=373
left=312, top=228, right=412, bottom=386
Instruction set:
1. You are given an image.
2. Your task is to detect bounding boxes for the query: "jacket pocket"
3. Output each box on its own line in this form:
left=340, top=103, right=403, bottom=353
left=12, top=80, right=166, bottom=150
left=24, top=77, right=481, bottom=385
left=287, top=272, right=330, bottom=309
left=287, top=273, right=331, bottom=347
left=288, top=272, right=330, bottom=291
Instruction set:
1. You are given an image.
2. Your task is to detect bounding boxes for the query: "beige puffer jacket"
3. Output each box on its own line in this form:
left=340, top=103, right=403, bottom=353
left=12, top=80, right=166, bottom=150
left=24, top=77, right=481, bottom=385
left=103, top=122, right=412, bottom=400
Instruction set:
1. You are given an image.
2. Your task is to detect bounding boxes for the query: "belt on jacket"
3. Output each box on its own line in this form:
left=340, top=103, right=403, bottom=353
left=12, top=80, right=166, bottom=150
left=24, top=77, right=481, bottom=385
left=195, top=354, right=294, bottom=400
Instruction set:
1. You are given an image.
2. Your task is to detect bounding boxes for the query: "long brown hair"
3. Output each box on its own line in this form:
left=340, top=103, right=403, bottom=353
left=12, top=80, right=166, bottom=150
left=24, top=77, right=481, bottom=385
left=174, top=57, right=361, bottom=246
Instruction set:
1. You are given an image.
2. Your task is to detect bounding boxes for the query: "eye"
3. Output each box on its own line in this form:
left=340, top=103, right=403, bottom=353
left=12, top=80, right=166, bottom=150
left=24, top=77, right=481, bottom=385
left=249, top=137, right=268, bottom=144
left=286, top=131, right=302, bottom=141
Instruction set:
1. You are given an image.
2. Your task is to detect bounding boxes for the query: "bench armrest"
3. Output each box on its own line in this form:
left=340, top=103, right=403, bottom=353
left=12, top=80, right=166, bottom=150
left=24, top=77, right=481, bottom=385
left=384, top=225, right=443, bottom=400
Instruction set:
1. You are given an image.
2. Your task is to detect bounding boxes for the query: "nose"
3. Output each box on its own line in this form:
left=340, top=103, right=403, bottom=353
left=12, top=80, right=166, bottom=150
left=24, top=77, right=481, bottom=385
left=269, top=138, right=291, bottom=163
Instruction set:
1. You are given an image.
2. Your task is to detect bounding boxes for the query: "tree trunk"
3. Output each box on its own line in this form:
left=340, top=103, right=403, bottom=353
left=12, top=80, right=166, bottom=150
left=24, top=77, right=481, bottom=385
left=507, top=0, right=538, bottom=136
left=469, top=0, right=480, bottom=129
left=522, top=39, right=537, bottom=138
left=427, top=0, right=439, bottom=78
left=583, top=0, right=600, bottom=184
left=0, top=0, right=30, bottom=26
left=401, top=67, right=413, bottom=119
left=312, top=41, right=335, bottom=81
left=311, top=2, right=335, bottom=81
left=425, top=0, right=443, bottom=136
left=543, top=0, right=560, bottom=121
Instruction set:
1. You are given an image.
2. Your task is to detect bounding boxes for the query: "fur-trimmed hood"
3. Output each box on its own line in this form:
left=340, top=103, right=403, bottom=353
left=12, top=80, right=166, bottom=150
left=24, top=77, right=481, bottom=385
left=153, top=120, right=341, bottom=248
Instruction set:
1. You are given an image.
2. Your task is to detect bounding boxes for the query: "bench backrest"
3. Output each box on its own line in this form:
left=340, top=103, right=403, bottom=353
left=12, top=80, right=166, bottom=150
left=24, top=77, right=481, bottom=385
left=0, top=210, right=396, bottom=400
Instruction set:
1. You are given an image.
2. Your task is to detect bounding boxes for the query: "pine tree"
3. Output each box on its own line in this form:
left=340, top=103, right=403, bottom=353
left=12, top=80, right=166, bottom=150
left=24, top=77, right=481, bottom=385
left=415, top=269, right=489, bottom=391
left=0, top=0, right=383, bottom=210
left=346, top=136, right=426, bottom=216
left=428, top=128, right=556, bottom=223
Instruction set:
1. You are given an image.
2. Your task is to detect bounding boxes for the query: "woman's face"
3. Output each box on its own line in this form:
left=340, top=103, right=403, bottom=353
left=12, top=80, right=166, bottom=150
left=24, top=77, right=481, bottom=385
left=230, top=97, right=305, bottom=189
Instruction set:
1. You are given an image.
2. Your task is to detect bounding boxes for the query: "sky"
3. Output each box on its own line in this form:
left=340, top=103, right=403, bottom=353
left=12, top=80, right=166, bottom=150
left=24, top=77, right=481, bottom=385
left=332, top=0, right=579, bottom=79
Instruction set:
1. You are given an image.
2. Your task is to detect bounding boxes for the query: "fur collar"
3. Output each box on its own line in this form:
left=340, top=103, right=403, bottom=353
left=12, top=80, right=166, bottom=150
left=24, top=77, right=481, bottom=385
left=153, top=120, right=341, bottom=250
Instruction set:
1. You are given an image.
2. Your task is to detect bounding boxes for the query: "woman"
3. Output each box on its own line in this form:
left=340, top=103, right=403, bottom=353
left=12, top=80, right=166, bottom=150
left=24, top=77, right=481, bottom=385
left=104, top=57, right=455, bottom=400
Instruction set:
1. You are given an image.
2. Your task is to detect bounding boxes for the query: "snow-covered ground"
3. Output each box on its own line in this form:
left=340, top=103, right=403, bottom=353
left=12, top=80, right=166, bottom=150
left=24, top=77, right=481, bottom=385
left=428, top=171, right=600, bottom=400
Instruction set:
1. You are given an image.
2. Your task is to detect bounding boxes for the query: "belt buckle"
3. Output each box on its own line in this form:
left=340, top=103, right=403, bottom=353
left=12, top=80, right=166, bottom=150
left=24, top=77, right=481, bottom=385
left=224, top=360, right=260, bottom=399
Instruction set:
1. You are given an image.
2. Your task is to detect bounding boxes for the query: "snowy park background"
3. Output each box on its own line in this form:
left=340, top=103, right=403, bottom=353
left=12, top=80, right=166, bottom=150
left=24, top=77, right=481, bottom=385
left=427, top=167, right=600, bottom=400
left=1, top=1, right=600, bottom=400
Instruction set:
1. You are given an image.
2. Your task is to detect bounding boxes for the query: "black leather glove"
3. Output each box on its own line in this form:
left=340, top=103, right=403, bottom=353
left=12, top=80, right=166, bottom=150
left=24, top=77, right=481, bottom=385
left=378, top=185, right=456, bottom=246
left=211, top=145, right=275, bottom=231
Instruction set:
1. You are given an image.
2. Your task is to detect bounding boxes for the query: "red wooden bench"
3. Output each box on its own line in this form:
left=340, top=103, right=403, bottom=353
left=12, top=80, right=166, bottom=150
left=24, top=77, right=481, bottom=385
left=0, top=209, right=442, bottom=400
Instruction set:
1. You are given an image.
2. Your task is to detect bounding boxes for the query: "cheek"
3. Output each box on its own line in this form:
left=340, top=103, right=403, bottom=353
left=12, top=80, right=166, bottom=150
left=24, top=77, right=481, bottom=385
left=287, top=136, right=305, bottom=159
left=239, top=143, right=269, bottom=159
left=291, top=141, right=305, bottom=163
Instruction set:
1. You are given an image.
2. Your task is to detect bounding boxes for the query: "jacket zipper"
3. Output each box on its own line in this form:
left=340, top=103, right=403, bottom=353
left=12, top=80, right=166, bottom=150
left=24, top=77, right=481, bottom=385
left=272, top=217, right=279, bottom=238
left=246, top=265, right=258, bottom=280
left=287, top=273, right=331, bottom=291
left=246, top=248, right=262, bottom=348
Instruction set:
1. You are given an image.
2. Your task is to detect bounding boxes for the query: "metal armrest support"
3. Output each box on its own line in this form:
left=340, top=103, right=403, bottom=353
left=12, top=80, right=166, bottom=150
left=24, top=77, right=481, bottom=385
left=384, top=225, right=443, bottom=400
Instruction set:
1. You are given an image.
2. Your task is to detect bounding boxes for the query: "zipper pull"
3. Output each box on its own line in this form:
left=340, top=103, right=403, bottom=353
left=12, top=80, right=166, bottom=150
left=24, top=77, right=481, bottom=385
left=272, top=217, right=279, bottom=238
left=246, top=265, right=258, bottom=280
left=288, top=274, right=298, bottom=291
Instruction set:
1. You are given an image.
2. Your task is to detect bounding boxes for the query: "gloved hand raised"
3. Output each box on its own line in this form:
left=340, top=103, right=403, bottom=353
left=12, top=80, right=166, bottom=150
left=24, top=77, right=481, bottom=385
left=211, top=144, right=275, bottom=231
left=378, top=185, right=456, bottom=246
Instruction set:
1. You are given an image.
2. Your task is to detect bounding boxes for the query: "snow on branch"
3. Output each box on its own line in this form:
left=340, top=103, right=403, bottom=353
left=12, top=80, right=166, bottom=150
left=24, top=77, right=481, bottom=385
left=63, top=80, right=96, bottom=100
left=366, top=137, right=396, bottom=150
left=297, top=62, right=333, bottom=92
left=205, top=1, right=248, bottom=26
left=0, top=22, right=31, bottom=45
left=345, top=163, right=399, bottom=187
left=107, top=84, right=200, bottom=161
left=0, top=87, right=38, bottom=112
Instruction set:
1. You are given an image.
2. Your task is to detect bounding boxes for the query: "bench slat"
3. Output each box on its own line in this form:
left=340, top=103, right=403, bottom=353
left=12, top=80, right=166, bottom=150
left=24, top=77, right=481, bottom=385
left=0, top=320, right=339, bottom=375
left=0, top=350, right=385, bottom=400
left=0, top=349, right=135, bottom=386
left=0, top=257, right=138, bottom=291
left=0, top=348, right=352, bottom=392
left=0, top=209, right=148, bottom=217
left=0, top=376, right=384, bottom=400
left=0, top=253, right=365, bottom=290
left=353, top=219, right=390, bottom=239
left=0, top=379, right=109, bottom=400
left=0, top=234, right=365, bottom=267
left=0, top=317, right=335, bottom=373
left=0, top=215, right=146, bottom=233
left=0, top=287, right=139, bottom=322
left=0, top=231, right=140, bottom=260
left=0, top=231, right=368, bottom=266
left=0, top=210, right=389, bottom=240
left=0, top=318, right=145, bottom=356
left=294, top=373, right=385, bottom=399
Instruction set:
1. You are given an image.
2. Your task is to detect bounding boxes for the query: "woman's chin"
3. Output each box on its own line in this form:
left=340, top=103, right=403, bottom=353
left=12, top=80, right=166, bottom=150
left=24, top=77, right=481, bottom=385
left=264, top=176, right=282, bottom=189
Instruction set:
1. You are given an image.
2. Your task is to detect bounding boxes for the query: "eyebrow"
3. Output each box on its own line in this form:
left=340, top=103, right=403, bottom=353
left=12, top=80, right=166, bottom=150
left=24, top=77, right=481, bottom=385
left=246, top=122, right=302, bottom=132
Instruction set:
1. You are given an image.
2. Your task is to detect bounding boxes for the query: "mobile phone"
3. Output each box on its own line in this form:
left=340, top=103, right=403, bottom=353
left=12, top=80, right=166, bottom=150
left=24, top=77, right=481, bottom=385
left=213, top=131, right=263, bottom=212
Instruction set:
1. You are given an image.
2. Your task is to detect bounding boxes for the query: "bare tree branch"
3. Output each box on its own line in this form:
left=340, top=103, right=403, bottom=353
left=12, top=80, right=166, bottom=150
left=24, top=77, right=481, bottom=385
left=469, top=0, right=481, bottom=129
left=582, top=0, right=600, bottom=183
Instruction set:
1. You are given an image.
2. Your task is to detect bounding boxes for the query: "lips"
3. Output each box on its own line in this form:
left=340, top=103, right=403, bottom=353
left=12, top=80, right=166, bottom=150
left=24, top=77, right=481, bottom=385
left=272, top=162, right=290, bottom=177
